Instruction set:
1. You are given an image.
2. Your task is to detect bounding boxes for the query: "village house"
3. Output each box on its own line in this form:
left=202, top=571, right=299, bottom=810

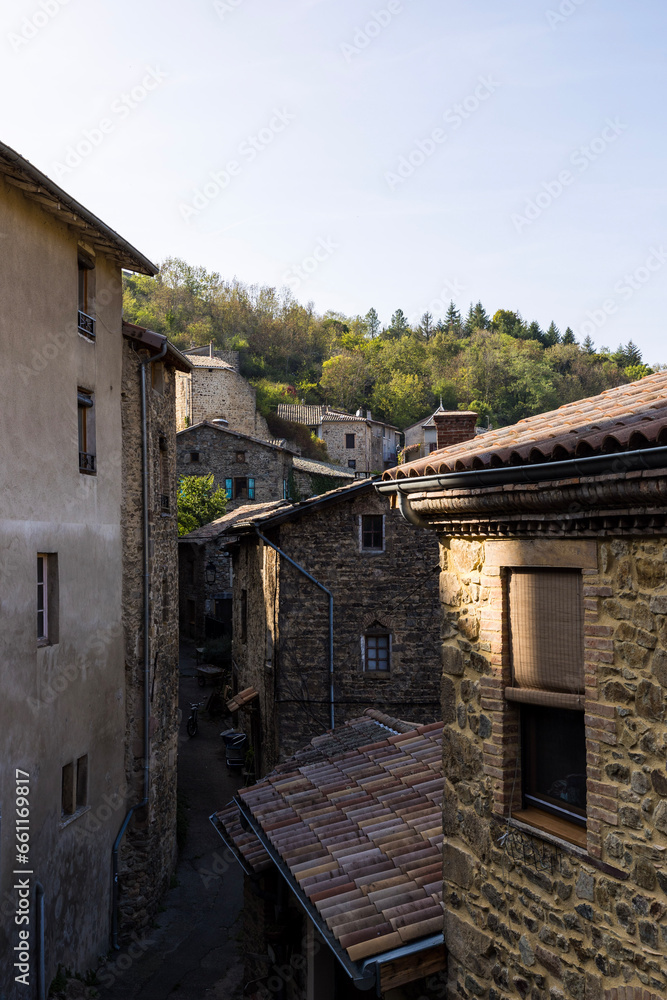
left=0, top=142, right=185, bottom=993
left=377, top=373, right=667, bottom=1000
left=208, top=479, right=445, bottom=777
left=175, top=343, right=270, bottom=439
left=212, top=711, right=447, bottom=1000
left=277, top=403, right=401, bottom=475
left=177, top=433, right=355, bottom=643
left=403, top=404, right=478, bottom=461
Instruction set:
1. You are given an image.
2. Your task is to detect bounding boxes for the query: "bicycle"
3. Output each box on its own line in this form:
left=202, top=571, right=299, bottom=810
left=186, top=700, right=205, bottom=737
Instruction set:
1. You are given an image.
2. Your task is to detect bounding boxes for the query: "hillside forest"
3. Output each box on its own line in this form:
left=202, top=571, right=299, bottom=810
left=123, top=258, right=658, bottom=436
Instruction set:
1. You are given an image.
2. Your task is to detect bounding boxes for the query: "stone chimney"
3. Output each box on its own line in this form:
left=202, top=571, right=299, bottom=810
left=432, top=410, right=477, bottom=450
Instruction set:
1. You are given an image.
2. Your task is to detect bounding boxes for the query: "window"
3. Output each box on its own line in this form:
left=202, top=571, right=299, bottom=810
left=428, top=443, right=438, bottom=453
left=233, top=477, right=255, bottom=500
left=77, top=252, right=95, bottom=338
left=283, top=479, right=288, bottom=500
left=363, top=630, right=391, bottom=672
left=77, top=390, right=96, bottom=473
left=236, top=451, right=246, bottom=463
left=348, top=460, right=356, bottom=470
left=508, top=569, right=586, bottom=831
left=345, top=433, right=355, bottom=449
left=240, top=589, right=248, bottom=644
left=62, top=755, right=88, bottom=818
left=361, top=514, right=384, bottom=551
left=225, top=478, right=233, bottom=500
left=151, top=362, right=164, bottom=394
left=37, top=554, right=58, bottom=645
left=190, top=451, right=200, bottom=463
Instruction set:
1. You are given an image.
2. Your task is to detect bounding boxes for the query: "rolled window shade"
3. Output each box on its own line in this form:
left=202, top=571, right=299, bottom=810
left=505, top=687, right=585, bottom=711
left=509, top=569, right=584, bottom=697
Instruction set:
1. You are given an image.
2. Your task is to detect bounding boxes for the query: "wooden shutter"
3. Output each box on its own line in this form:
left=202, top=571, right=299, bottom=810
left=507, top=569, right=585, bottom=710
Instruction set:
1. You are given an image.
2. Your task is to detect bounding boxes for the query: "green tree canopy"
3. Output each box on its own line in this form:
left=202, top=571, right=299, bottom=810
left=177, top=475, right=227, bottom=537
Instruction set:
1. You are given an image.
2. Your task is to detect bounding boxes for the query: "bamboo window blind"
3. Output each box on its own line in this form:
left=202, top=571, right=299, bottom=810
left=507, top=569, right=585, bottom=710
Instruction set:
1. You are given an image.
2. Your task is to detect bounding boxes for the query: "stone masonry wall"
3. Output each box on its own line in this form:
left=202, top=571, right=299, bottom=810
left=120, top=342, right=179, bottom=936
left=233, top=487, right=443, bottom=772
left=176, top=423, right=293, bottom=510
left=175, top=365, right=270, bottom=439
left=436, top=534, right=667, bottom=1000
left=320, top=418, right=377, bottom=474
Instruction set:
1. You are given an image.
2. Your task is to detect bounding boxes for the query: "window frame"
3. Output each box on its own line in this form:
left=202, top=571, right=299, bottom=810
left=37, top=554, right=48, bottom=642
left=77, top=389, right=96, bottom=474
left=77, top=252, right=96, bottom=339
left=362, top=629, right=391, bottom=673
left=345, top=433, right=355, bottom=449
left=359, top=514, right=384, bottom=553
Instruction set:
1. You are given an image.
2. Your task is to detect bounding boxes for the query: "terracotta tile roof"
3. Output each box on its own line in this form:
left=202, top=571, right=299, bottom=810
left=212, top=713, right=444, bottom=965
left=277, top=404, right=398, bottom=430
left=293, top=456, right=356, bottom=479
left=188, top=356, right=236, bottom=369
left=227, top=687, right=259, bottom=712
left=383, top=373, right=667, bottom=480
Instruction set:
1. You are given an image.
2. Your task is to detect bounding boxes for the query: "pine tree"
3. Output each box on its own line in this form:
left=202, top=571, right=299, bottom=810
left=389, top=308, right=410, bottom=337
left=542, top=321, right=560, bottom=347
left=365, top=307, right=380, bottom=339
left=444, top=301, right=462, bottom=334
left=623, top=340, right=643, bottom=367
left=526, top=321, right=542, bottom=342
left=562, top=327, right=576, bottom=345
left=418, top=311, right=434, bottom=341
left=582, top=335, right=596, bottom=354
left=470, top=301, right=490, bottom=330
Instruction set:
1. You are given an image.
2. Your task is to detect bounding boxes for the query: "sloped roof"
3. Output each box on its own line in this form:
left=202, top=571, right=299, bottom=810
left=0, top=140, right=156, bottom=275
left=122, top=322, right=192, bottom=373
left=384, top=373, right=667, bottom=480
left=177, top=421, right=297, bottom=455
left=212, top=713, right=444, bottom=968
left=178, top=500, right=286, bottom=544
left=293, top=456, right=356, bottom=479
left=188, top=356, right=236, bottom=370
left=277, top=403, right=398, bottom=430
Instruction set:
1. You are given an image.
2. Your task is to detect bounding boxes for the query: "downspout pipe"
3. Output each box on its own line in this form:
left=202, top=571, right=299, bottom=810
left=35, top=882, right=45, bottom=1000
left=255, top=529, right=335, bottom=731
left=396, top=489, right=430, bottom=530
left=111, top=338, right=168, bottom=950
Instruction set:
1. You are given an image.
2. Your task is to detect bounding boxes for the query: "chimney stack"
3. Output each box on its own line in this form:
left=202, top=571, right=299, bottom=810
left=432, top=411, right=477, bottom=450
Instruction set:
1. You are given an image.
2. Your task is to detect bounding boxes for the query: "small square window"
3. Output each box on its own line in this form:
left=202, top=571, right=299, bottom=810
left=348, top=460, right=356, bottom=469
left=190, top=452, right=200, bottom=463
left=236, top=451, right=246, bottom=463
left=345, top=433, right=355, bottom=449
left=361, top=515, right=383, bottom=550
left=364, top=632, right=390, bottom=672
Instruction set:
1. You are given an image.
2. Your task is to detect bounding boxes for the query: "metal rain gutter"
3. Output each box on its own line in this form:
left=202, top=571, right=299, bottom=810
left=234, top=796, right=377, bottom=991
left=208, top=812, right=257, bottom=878
left=376, top=444, right=667, bottom=496
left=255, top=529, right=335, bottom=730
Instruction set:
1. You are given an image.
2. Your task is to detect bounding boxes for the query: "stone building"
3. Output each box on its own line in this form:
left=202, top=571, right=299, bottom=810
left=0, top=140, right=184, bottom=994
left=209, top=480, right=443, bottom=776
left=175, top=343, right=269, bottom=439
left=118, top=321, right=192, bottom=934
left=176, top=433, right=355, bottom=644
left=177, top=420, right=295, bottom=510
left=277, top=403, right=401, bottom=474
left=378, top=373, right=667, bottom=1000
left=403, top=404, right=478, bottom=460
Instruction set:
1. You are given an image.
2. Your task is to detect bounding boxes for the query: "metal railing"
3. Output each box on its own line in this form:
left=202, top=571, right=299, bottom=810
left=78, top=310, right=96, bottom=338
left=79, top=452, right=96, bottom=472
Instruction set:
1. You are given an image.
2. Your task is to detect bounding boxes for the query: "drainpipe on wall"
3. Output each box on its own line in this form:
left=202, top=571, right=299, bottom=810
left=111, top=339, right=168, bottom=950
left=255, top=529, right=335, bottom=730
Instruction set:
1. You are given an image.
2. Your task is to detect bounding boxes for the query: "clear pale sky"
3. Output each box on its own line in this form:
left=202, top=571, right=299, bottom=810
left=3, top=0, right=666, bottom=361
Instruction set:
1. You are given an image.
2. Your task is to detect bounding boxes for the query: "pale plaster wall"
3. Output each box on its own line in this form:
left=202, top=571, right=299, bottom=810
left=0, top=173, right=127, bottom=991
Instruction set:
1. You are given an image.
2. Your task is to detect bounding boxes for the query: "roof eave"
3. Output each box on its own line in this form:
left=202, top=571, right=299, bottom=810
left=0, top=140, right=157, bottom=275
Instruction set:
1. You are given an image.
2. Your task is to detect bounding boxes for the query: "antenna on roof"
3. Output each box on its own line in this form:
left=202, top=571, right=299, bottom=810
left=439, top=396, right=443, bottom=408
